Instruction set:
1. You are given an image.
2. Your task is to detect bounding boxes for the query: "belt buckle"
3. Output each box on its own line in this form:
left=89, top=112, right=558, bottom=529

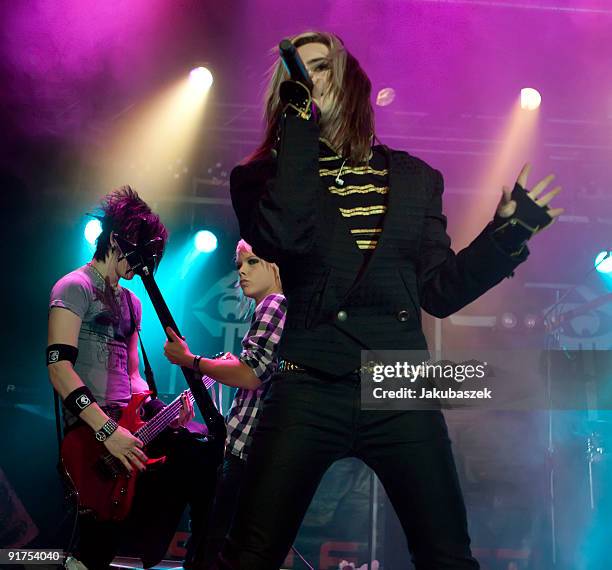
left=278, top=360, right=304, bottom=373
left=359, top=360, right=382, bottom=377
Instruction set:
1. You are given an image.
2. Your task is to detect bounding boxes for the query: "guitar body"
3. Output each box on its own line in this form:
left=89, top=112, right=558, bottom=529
left=60, top=392, right=150, bottom=522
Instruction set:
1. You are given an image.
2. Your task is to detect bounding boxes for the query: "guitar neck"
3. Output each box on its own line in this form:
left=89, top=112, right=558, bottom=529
left=134, top=376, right=216, bottom=446
left=138, top=268, right=225, bottom=440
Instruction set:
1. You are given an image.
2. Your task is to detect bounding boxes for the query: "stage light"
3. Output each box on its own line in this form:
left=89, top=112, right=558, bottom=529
left=520, top=88, right=541, bottom=111
left=595, top=251, right=612, bottom=274
left=500, top=312, right=518, bottom=329
left=189, top=66, right=213, bottom=92
left=84, top=219, right=102, bottom=245
left=194, top=230, right=218, bottom=253
left=376, top=87, right=396, bottom=107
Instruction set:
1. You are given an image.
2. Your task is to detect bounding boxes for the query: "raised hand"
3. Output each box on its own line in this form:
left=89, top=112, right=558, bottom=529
left=496, top=163, right=564, bottom=228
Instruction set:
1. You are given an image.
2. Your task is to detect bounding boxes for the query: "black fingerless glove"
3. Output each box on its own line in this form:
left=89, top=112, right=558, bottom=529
left=279, top=80, right=314, bottom=120
left=490, top=183, right=554, bottom=256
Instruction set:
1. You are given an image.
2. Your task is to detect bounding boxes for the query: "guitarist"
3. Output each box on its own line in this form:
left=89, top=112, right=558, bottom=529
left=47, top=186, right=219, bottom=570
left=163, top=239, right=286, bottom=569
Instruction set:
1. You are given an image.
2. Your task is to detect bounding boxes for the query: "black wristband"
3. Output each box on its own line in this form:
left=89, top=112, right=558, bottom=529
left=95, top=418, right=119, bottom=442
left=64, top=386, right=96, bottom=417
left=47, top=344, right=78, bottom=366
left=193, top=354, right=203, bottom=372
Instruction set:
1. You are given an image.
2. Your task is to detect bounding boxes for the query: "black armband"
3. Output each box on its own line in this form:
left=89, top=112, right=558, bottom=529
left=491, top=183, right=554, bottom=256
left=64, top=386, right=96, bottom=416
left=47, top=344, right=79, bottom=366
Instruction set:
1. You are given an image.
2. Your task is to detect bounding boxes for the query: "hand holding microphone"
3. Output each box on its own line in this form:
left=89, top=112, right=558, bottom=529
left=279, top=39, right=313, bottom=90
left=278, top=39, right=317, bottom=120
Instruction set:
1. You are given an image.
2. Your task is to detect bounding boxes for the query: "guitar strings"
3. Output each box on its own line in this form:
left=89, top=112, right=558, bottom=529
left=135, top=376, right=214, bottom=443
left=103, top=377, right=216, bottom=473
left=139, top=391, right=195, bottom=438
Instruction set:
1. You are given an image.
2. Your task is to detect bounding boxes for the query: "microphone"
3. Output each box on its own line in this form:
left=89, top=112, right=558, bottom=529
left=279, top=39, right=313, bottom=92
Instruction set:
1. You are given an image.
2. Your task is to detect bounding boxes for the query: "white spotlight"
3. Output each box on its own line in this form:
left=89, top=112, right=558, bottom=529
left=84, top=219, right=102, bottom=245
left=595, top=251, right=612, bottom=274
left=189, top=66, right=214, bottom=91
left=520, top=87, right=541, bottom=111
left=194, top=230, right=218, bottom=253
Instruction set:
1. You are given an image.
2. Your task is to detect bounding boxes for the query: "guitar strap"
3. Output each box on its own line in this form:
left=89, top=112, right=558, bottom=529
left=53, top=390, right=63, bottom=466
left=124, top=288, right=159, bottom=399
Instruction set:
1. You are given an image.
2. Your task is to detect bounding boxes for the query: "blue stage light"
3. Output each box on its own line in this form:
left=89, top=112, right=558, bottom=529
left=84, top=219, right=102, bottom=245
left=595, top=251, right=612, bottom=274
left=194, top=230, right=218, bottom=253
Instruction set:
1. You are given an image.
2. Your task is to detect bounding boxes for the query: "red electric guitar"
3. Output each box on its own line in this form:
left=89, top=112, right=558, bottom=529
left=60, top=377, right=215, bottom=522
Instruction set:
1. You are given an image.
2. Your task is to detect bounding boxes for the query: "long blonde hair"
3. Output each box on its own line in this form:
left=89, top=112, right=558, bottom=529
left=247, top=31, right=375, bottom=165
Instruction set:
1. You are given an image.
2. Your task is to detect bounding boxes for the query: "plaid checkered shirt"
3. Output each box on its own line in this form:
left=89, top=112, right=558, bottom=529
left=225, top=293, right=287, bottom=460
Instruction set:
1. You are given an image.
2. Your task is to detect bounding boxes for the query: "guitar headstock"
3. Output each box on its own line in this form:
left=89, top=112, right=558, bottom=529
left=114, top=231, right=163, bottom=278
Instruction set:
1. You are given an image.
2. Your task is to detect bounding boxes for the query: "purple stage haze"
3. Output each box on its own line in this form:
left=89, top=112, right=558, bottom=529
left=2, top=1, right=611, bottom=138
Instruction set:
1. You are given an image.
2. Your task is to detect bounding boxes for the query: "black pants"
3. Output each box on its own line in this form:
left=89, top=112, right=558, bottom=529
left=77, top=428, right=222, bottom=570
left=192, top=452, right=246, bottom=569
left=215, top=370, right=479, bottom=570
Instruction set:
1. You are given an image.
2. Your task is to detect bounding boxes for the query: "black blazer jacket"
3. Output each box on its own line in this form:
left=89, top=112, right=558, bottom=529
left=230, top=116, right=528, bottom=375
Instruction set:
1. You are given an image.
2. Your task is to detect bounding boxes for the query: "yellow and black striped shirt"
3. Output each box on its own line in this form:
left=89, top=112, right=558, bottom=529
left=319, top=139, right=388, bottom=259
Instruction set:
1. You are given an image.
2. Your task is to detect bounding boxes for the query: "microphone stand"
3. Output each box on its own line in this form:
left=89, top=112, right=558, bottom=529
left=544, top=290, right=561, bottom=567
